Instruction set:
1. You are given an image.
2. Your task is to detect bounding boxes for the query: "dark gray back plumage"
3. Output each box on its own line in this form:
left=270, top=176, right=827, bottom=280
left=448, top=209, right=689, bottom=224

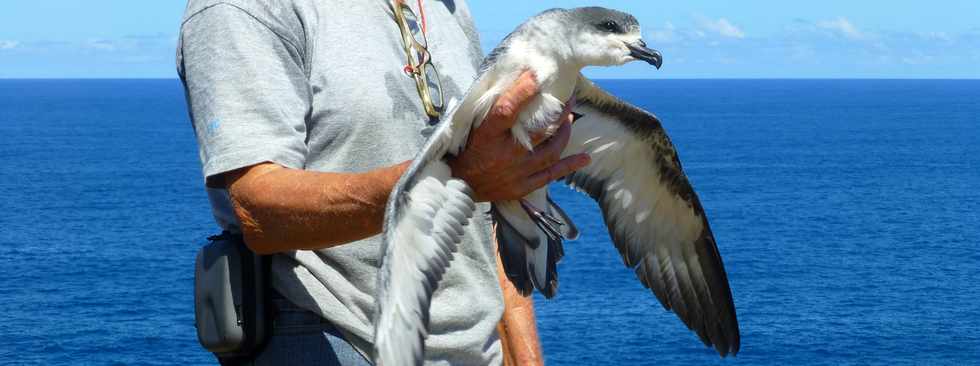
left=479, top=9, right=563, bottom=72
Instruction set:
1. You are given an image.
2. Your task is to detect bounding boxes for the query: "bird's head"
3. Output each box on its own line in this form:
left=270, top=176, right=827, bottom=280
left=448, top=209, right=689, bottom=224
left=563, top=7, right=662, bottom=69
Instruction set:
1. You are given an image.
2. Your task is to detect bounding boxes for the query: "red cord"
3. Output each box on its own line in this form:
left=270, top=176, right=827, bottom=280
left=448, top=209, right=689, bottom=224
left=416, top=0, right=427, bottom=35
left=400, top=0, right=427, bottom=76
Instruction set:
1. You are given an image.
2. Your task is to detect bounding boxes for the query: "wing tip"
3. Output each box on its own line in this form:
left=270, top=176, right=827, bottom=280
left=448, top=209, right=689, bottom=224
left=700, top=308, right=741, bottom=358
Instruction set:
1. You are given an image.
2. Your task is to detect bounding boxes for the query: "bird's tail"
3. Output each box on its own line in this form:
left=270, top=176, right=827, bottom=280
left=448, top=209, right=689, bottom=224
left=491, top=189, right=577, bottom=298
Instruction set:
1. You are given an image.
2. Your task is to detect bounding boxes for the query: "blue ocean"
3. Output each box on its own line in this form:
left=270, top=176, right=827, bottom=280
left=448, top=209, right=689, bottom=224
left=1, top=79, right=977, bottom=365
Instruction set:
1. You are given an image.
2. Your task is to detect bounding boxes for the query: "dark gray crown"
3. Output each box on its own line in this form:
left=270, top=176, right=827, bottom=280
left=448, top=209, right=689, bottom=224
left=568, top=7, right=640, bottom=34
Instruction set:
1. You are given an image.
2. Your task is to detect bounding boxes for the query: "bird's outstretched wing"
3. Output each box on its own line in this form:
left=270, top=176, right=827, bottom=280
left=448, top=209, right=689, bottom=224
left=373, top=72, right=505, bottom=366
left=562, top=76, right=741, bottom=356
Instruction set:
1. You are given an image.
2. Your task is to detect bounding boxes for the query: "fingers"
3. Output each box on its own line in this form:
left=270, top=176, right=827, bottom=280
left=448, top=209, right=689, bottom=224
left=525, top=118, right=572, bottom=172
left=483, top=71, right=539, bottom=133
left=525, top=154, right=591, bottom=192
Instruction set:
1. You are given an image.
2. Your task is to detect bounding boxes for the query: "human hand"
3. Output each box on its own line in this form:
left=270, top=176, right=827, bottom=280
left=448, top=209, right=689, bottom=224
left=448, top=71, right=591, bottom=203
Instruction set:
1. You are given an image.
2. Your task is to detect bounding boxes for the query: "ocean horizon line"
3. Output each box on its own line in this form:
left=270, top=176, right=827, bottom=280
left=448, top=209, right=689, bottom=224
left=1, top=77, right=979, bottom=81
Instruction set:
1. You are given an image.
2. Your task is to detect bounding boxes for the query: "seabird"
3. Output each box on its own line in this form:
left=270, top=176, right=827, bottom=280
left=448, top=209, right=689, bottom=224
left=374, top=7, right=740, bottom=365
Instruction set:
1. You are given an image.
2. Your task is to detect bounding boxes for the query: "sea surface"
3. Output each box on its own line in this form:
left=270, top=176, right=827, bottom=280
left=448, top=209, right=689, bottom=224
left=1, top=79, right=978, bottom=365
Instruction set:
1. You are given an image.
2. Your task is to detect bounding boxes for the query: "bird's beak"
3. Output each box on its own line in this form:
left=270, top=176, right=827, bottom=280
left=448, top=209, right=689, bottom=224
left=627, top=40, right=663, bottom=69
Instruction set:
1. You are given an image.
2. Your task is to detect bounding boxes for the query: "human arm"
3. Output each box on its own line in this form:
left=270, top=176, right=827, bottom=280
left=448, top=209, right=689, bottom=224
left=495, top=236, right=545, bottom=366
left=222, top=71, right=588, bottom=254
left=220, top=161, right=409, bottom=254
left=178, top=4, right=588, bottom=254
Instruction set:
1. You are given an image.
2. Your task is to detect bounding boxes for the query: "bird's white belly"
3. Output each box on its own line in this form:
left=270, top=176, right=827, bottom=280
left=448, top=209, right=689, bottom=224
left=510, top=92, right=567, bottom=150
left=495, top=40, right=581, bottom=150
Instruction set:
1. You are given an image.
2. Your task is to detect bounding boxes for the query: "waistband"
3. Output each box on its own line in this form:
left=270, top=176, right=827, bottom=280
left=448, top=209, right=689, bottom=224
left=270, top=289, right=333, bottom=325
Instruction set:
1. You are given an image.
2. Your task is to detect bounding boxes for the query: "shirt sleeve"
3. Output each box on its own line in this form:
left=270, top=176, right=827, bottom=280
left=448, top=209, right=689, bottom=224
left=177, top=3, right=310, bottom=181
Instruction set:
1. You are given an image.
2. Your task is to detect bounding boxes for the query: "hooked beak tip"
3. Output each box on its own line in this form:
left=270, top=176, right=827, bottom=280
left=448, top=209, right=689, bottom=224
left=628, top=41, right=663, bottom=69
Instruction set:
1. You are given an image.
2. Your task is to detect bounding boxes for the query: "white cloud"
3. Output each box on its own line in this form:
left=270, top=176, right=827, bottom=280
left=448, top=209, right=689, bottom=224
left=646, top=22, right=678, bottom=43
left=921, top=31, right=952, bottom=42
left=901, top=55, right=935, bottom=65
left=645, top=18, right=742, bottom=45
left=698, top=17, right=745, bottom=39
left=717, top=56, right=737, bottom=64
left=788, top=43, right=816, bottom=61
left=87, top=39, right=116, bottom=51
left=817, top=17, right=867, bottom=40
left=636, top=15, right=980, bottom=76
left=0, top=40, right=18, bottom=50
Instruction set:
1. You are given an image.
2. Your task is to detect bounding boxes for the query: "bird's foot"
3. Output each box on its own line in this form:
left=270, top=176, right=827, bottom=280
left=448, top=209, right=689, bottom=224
left=519, top=199, right=565, bottom=242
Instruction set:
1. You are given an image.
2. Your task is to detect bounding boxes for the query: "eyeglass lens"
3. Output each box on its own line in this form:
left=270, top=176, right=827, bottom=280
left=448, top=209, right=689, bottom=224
left=400, top=6, right=426, bottom=48
left=423, top=65, right=444, bottom=110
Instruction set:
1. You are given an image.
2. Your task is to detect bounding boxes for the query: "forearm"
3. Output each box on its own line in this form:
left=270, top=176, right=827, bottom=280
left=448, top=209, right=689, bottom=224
left=225, top=161, right=410, bottom=254
left=496, top=242, right=544, bottom=365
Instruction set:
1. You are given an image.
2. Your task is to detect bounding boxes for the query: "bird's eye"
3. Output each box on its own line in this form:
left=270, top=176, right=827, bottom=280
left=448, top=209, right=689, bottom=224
left=598, top=21, right=620, bottom=33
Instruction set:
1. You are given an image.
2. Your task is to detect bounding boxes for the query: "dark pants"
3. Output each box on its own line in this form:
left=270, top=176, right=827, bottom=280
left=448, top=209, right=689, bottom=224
left=244, top=296, right=373, bottom=366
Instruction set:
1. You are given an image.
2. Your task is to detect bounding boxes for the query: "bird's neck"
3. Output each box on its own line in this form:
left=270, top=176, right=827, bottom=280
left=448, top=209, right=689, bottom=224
left=517, top=17, right=586, bottom=70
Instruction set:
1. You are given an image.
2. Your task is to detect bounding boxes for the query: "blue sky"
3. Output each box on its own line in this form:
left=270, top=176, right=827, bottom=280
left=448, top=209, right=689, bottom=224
left=1, top=0, right=978, bottom=78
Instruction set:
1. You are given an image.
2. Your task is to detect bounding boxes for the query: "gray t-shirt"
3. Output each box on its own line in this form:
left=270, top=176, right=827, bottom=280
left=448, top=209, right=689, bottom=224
left=176, top=1, right=503, bottom=364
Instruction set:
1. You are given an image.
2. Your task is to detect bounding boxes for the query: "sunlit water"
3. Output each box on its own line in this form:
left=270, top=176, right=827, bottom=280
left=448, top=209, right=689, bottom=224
left=1, top=79, right=977, bottom=365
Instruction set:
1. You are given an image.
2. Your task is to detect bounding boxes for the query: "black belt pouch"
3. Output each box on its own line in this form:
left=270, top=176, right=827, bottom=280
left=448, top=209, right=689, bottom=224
left=194, top=231, right=270, bottom=362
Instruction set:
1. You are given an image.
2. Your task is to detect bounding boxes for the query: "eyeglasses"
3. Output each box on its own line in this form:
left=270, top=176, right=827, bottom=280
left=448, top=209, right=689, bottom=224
left=391, top=0, right=445, bottom=119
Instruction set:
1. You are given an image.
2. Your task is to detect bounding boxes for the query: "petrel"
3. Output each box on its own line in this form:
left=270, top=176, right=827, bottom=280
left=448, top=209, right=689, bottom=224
left=374, top=7, right=740, bottom=365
